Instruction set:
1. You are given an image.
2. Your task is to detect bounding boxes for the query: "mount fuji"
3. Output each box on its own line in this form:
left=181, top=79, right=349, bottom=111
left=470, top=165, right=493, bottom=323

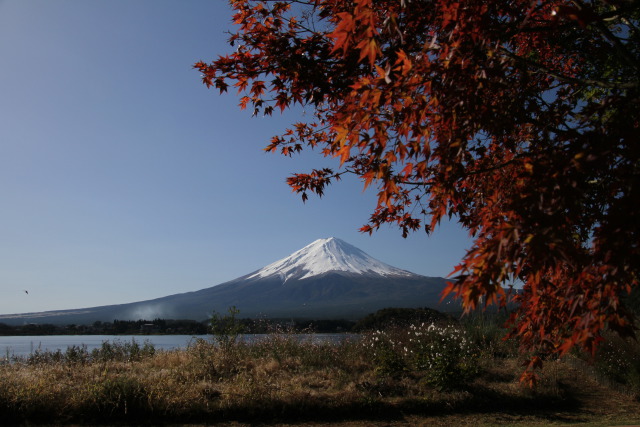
left=247, top=237, right=416, bottom=282
left=0, top=238, right=455, bottom=325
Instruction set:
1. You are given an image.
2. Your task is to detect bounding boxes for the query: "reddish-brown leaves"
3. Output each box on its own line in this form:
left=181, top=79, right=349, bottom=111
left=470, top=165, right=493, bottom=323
left=197, top=0, right=640, bottom=383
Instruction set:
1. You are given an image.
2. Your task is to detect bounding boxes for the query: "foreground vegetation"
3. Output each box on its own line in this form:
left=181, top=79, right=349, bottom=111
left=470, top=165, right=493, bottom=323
left=1, top=315, right=639, bottom=426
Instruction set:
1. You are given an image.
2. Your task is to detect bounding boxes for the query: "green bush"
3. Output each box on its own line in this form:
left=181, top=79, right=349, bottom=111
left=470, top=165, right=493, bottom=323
left=408, top=323, right=479, bottom=389
left=593, top=332, right=640, bottom=396
left=64, top=344, right=91, bottom=364
left=363, top=330, right=406, bottom=377
left=363, top=323, right=479, bottom=389
left=210, top=306, right=244, bottom=350
left=461, top=313, right=519, bottom=359
left=91, top=339, right=155, bottom=363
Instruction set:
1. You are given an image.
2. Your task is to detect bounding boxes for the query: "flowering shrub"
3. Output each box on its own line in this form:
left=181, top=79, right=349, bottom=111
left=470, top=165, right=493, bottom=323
left=363, top=323, right=479, bottom=389
left=593, top=334, right=640, bottom=396
left=364, top=330, right=406, bottom=377
left=408, top=323, right=479, bottom=389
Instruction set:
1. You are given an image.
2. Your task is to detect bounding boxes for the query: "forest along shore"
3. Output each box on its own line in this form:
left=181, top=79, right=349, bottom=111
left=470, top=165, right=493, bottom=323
left=0, top=317, right=357, bottom=336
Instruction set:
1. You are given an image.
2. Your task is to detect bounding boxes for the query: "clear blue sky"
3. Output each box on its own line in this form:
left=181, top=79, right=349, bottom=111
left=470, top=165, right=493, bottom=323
left=0, top=0, right=471, bottom=315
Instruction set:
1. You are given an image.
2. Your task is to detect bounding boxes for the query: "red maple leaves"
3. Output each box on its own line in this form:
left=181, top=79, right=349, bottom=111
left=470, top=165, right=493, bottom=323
left=196, top=0, right=640, bottom=381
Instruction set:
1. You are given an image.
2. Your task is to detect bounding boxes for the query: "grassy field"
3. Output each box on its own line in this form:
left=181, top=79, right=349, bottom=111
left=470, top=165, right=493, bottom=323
left=0, top=320, right=639, bottom=426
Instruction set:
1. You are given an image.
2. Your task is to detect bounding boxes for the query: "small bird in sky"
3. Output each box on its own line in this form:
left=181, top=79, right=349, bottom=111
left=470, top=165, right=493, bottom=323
left=23, top=290, right=28, bottom=294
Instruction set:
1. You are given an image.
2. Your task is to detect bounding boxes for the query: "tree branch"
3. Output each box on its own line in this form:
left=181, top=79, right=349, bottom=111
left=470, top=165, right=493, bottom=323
left=499, top=48, right=638, bottom=90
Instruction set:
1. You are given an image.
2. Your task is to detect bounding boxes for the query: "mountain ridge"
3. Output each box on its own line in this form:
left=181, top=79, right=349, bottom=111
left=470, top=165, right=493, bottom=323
left=0, top=237, right=454, bottom=325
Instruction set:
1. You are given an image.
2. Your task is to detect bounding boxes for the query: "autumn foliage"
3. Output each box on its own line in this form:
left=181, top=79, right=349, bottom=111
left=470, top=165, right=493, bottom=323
left=195, top=0, right=640, bottom=382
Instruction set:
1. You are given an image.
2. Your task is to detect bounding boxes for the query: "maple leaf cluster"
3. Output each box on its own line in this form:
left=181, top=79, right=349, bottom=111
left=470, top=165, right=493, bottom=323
left=195, top=0, right=640, bottom=382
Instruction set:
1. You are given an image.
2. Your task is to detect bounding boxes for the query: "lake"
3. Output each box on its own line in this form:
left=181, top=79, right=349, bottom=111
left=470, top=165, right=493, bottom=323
left=0, top=334, right=353, bottom=358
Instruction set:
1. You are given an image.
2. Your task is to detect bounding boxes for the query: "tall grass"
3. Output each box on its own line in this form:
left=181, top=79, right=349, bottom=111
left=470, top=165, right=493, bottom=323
left=0, top=321, right=637, bottom=424
left=568, top=327, right=640, bottom=397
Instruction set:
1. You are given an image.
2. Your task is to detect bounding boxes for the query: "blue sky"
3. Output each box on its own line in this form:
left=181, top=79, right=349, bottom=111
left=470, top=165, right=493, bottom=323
left=0, top=0, right=471, bottom=315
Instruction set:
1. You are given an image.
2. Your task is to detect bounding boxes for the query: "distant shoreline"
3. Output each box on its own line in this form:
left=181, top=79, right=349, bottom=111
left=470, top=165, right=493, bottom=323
left=0, top=316, right=359, bottom=336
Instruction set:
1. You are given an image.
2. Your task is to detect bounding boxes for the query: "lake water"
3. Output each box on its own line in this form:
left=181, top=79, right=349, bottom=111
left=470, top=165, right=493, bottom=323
left=0, top=334, right=353, bottom=358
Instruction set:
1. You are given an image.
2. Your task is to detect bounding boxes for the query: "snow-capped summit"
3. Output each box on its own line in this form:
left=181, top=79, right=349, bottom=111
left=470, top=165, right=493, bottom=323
left=247, top=237, right=416, bottom=282
left=0, top=237, right=453, bottom=325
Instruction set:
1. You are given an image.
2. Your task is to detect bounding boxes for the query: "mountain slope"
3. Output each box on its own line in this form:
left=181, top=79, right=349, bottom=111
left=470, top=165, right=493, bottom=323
left=0, top=238, right=455, bottom=325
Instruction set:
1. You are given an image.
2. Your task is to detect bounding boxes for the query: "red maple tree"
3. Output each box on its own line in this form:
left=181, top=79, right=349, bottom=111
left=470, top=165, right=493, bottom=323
left=195, top=0, right=639, bottom=382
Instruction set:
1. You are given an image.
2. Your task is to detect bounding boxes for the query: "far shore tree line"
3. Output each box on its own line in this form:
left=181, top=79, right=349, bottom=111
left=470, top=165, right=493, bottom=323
left=0, top=319, right=208, bottom=337
left=0, top=307, right=465, bottom=336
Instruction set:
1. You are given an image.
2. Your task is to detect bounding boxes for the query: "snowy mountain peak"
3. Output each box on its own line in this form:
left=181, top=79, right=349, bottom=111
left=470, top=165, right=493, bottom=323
left=247, top=237, right=416, bottom=282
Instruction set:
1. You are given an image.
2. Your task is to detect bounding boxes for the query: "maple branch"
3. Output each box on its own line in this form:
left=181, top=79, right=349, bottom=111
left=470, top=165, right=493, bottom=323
left=499, top=48, right=638, bottom=90
left=397, top=178, right=433, bottom=187
left=397, top=158, right=522, bottom=187
left=570, top=0, right=640, bottom=71
left=200, top=0, right=640, bottom=377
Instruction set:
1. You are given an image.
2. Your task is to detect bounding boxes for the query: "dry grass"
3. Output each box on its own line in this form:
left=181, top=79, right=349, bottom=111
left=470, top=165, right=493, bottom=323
left=0, top=332, right=639, bottom=426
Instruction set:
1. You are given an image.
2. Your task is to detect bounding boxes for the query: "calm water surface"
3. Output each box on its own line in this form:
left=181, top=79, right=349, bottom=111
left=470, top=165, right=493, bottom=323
left=0, top=334, right=351, bottom=358
left=0, top=335, right=206, bottom=358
